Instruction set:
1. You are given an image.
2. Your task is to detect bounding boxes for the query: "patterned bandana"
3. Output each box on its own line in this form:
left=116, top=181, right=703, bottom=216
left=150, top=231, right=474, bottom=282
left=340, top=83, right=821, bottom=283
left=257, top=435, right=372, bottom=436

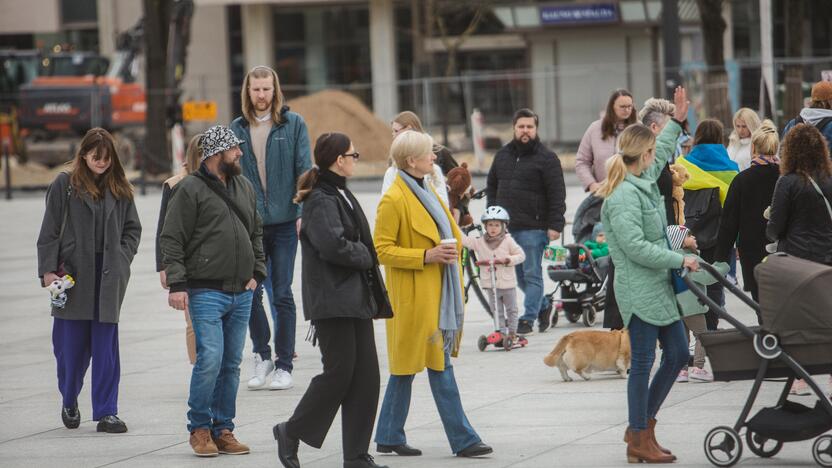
left=201, top=125, right=245, bottom=161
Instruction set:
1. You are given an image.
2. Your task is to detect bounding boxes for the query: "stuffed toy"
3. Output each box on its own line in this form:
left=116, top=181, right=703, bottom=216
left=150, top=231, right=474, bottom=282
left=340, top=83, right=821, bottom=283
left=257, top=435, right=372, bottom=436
left=47, top=274, right=75, bottom=309
left=669, top=163, right=690, bottom=225
left=446, top=162, right=475, bottom=226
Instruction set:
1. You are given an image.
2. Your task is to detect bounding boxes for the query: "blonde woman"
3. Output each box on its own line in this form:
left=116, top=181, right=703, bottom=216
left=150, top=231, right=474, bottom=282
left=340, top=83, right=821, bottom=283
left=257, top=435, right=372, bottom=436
left=727, top=107, right=761, bottom=171
left=373, top=130, right=491, bottom=458
left=598, top=87, right=698, bottom=464
left=156, top=133, right=203, bottom=364
left=715, top=120, right=780, bottom=304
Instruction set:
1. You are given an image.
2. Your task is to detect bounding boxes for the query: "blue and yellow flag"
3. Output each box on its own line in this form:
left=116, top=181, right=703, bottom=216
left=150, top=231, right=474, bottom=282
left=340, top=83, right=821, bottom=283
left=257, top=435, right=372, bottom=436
left=678, top=144, right=739, bottom=204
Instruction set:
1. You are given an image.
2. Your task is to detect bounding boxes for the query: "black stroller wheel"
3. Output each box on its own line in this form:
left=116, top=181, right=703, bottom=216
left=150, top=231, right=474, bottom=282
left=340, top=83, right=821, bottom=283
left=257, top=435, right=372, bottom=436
left=813, top=434, right=832, bottom=467
left=745, top=430, right=783, bottom=458
left=565, top=310, right=581, bottom=323
left=477, top=335, right=488, bottom=352
left=704, top=426, right=743, bottom=467
left=582, top=305, right=597, bottom=327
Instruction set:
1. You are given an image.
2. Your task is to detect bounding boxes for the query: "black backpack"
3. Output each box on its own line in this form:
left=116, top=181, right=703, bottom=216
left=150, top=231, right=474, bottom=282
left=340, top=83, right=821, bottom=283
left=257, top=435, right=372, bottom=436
left=683, top=187, right=721, bottom=250
left=794, top=115, right=832, bottom=133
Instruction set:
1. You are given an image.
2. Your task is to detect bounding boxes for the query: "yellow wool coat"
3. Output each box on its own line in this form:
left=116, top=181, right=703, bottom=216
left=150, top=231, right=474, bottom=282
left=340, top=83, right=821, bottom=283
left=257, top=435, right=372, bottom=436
left=374, top=175, right=464, bottom=375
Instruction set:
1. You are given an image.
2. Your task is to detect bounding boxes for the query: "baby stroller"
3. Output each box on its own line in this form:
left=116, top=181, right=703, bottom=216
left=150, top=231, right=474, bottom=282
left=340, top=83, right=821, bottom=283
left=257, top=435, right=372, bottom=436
left=545, top=243, right=610, bottom=328
left=683, top=253, right=832, bottom=467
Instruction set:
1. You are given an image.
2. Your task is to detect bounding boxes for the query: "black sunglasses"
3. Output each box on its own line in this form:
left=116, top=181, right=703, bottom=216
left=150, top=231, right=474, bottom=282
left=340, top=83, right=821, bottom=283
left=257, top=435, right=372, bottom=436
left=342, top=152, right=360, bottom=160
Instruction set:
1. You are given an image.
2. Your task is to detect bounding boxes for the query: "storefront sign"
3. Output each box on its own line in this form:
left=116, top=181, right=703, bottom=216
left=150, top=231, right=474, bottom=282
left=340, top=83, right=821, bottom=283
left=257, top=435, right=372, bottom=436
left=539, top=4, right=618, bottom=25
left=182, top=101, right=217, bottom=122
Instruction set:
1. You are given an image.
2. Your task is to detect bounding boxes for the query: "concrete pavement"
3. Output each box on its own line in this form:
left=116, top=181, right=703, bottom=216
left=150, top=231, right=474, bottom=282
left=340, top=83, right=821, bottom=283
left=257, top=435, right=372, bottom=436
left=0, top=177, right=825, bottom=467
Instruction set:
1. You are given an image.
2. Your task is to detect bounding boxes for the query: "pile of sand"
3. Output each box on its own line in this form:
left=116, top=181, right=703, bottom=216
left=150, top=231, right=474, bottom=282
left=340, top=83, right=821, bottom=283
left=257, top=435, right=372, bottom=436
left=287, top=90, right=392, bottom=176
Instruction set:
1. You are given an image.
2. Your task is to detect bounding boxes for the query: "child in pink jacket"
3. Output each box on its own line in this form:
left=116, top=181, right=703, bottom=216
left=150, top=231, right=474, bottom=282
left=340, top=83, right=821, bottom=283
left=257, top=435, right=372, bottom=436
left=462, top=206, right=526, bottom=340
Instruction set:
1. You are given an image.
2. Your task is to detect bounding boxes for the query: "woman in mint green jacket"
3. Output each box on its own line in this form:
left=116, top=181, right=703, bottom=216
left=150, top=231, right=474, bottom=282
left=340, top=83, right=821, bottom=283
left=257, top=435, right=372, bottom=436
left=598, top=87, right=700, bottom=464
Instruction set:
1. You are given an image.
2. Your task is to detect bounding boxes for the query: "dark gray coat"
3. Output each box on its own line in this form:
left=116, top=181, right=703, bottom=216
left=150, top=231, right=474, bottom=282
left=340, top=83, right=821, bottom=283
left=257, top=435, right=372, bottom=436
left=37, top=172, right=142, bottom=323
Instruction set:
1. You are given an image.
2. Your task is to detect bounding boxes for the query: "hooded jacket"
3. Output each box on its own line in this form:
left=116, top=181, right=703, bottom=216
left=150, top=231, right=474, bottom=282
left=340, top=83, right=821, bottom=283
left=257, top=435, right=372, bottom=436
left=783, top=108, right=832, bottom=154
left=231, top=106, right=312, bottom=226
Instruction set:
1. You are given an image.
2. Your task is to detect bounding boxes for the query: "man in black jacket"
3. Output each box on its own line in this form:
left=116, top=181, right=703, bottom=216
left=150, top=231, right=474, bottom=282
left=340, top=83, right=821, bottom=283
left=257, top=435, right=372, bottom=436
left=161, top=125, right=266, bottom=457
left=486, top=109, right=566, bottom=335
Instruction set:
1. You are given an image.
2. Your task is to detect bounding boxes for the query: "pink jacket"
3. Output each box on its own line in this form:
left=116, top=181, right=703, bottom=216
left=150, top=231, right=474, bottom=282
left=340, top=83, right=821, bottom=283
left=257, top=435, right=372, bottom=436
left=575, top=119, right=619, bottom=190
left=462, top=233, right=526, bottom=289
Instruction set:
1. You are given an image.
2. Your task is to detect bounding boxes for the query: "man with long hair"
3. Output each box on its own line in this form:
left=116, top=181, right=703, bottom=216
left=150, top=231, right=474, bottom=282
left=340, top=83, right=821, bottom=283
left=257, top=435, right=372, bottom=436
left=230, top=66, right=311, bottom=391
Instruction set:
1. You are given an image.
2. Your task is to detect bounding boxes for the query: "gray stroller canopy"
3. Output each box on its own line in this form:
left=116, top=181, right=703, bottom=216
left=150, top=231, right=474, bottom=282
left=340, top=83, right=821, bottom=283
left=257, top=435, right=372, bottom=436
left=755, top=253, right=832, bottom=345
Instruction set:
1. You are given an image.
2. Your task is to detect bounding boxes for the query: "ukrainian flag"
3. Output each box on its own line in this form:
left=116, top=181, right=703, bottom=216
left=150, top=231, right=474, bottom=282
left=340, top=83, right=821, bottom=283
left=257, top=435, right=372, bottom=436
left=677, top=144, right=739, bottom=204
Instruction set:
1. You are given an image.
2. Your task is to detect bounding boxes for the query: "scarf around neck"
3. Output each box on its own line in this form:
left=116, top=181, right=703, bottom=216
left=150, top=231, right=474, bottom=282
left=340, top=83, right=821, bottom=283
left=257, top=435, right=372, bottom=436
left=751, top=155, right=779, bottom=166
left=483, top=226, right=507, bottom=250
left=398, top=172, right=464, bottom=354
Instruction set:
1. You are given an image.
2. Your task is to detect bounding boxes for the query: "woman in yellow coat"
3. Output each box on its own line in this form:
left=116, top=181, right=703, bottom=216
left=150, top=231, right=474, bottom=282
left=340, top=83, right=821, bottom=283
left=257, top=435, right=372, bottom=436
left=373, top=130, right=492, bottom=458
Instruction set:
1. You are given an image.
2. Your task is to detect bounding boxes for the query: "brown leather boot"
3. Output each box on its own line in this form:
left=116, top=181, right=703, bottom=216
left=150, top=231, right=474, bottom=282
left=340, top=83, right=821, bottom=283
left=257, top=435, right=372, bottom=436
left=213, top=429, right=250, bottom=455
left=625, top=428, right=675, bottom=464
left=189, top=428, right=219, bottom=457
left=623, top=419, right=673, bottom=457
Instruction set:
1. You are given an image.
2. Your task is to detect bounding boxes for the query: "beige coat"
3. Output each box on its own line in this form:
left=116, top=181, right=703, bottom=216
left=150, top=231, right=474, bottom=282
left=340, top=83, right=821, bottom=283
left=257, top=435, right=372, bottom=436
left=461, top=233, right=525, bottom=289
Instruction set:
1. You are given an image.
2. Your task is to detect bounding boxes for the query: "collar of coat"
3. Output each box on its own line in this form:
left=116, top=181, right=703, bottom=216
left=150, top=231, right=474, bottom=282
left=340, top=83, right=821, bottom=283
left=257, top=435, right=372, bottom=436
left=623, top=171, right=657, bottom=197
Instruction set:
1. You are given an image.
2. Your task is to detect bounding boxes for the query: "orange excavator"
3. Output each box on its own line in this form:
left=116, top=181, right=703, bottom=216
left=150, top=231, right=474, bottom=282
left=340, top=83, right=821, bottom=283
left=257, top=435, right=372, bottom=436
left=14, top=0, right=193, bottom=168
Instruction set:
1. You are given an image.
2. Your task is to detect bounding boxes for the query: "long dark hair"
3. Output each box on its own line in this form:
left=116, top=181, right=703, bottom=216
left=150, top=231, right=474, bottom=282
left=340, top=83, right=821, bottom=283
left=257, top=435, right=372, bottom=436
left=294, top=132, right=351, bottom=203
left=780, top=124, right=832, bottom=180
left=693, top=119, right=725, bottom=146
left=601, top=89, right=636, bottom=140
left=68, top=127, right=133, bottom=200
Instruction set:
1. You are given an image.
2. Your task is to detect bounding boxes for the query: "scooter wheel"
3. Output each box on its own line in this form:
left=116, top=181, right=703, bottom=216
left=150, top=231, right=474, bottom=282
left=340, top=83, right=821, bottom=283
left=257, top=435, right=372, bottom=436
left=477, top=335, right=488, bottom=352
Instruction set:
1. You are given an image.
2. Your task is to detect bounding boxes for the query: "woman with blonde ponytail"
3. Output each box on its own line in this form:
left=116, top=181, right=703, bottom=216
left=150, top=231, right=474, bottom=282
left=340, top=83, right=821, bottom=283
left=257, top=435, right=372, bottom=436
left=601, top=87, right=700, bottom=464
left=715, top=119, right=781, bottom=304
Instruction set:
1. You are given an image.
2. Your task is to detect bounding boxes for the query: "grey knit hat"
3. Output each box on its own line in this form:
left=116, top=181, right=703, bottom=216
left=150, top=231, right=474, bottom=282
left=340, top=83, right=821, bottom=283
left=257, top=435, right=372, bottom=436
left=666, top=225, right=690, bottom=251
left=200, top=125, right=244, bottom=161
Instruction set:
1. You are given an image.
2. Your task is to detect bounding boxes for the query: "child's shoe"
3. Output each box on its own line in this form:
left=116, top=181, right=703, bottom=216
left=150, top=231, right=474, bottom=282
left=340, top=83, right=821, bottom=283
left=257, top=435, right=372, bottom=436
left=688, top=367, right=714, bottom=383
left=676, top=368, right=688, bottom=383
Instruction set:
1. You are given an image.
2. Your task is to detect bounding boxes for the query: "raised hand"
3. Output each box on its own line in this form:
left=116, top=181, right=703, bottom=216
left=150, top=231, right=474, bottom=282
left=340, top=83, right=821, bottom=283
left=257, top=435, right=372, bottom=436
left=673, top=86, right=689, bottom=122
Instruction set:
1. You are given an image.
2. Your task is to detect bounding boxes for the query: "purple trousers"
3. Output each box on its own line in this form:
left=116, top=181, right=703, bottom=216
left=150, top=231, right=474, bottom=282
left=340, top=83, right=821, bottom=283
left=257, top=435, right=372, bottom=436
left=52, top=253, right=120, bottom=420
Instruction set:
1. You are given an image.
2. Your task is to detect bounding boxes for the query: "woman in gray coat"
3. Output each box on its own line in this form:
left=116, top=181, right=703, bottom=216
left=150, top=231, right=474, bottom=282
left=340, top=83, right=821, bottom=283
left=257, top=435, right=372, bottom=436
left=36, top=128, right=141, bottom=433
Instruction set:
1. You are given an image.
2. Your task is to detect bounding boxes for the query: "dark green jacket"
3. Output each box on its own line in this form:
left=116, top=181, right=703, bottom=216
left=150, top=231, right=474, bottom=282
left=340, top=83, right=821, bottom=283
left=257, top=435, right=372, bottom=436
left=160, top=167, right=266, bottom=293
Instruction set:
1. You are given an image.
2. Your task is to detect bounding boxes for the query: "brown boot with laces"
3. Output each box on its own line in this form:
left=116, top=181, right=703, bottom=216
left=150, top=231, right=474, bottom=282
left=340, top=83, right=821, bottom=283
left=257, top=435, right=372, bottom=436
left=213, top=429, right=250, bottom=455
left=190, top=428, right=219, bottom=457
left=625, top=428, right=675, bottom=464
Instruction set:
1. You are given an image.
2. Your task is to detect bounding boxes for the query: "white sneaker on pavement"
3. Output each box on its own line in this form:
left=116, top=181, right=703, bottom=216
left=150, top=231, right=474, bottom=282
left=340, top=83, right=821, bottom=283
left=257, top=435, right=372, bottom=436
left=247, top=355, right=274, bottom=390
left=269, top=368, right=293, bottom=390
left=688, top=367, right=714, bottom=383
left=676, top=368, right=689, bottom=383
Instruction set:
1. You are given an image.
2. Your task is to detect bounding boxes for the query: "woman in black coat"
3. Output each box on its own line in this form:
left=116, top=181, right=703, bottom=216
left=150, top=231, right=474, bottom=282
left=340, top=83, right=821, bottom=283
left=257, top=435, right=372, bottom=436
left=36, top=128, right=142, bottom=433
left=273, top=133, right=392, bottom=468
left=715, top=120, right=782, bottom=306
left=767, top=123, right=832, bottom=266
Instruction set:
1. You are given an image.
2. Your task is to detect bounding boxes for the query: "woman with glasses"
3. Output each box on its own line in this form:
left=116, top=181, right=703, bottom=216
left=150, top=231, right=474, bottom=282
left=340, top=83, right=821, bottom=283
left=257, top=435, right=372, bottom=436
left=273, top=132, right=392, bottom=468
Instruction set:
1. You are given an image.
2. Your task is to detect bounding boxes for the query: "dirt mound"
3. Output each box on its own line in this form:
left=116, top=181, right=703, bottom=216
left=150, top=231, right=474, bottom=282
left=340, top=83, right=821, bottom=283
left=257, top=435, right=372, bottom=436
left=287, top=90, right=392, bottom=172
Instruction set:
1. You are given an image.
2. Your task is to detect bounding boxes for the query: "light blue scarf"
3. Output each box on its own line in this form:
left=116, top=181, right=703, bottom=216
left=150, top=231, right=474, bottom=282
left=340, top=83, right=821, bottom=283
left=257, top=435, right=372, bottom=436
left=399, top=172, right=464, bottom=353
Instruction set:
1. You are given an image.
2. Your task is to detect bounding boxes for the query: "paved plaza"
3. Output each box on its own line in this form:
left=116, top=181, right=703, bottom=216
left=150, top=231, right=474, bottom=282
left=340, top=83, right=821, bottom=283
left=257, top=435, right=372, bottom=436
left=0, top=176, right=825, bottom=467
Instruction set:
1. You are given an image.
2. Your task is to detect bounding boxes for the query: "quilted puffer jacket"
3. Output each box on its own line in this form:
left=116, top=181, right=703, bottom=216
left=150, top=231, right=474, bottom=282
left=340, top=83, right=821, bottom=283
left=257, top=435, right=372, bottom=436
left=600, top=120, right=686, bottom=327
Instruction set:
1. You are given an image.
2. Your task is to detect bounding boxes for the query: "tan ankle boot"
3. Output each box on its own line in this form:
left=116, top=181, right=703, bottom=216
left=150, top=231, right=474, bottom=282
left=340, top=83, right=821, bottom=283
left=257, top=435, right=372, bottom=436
left=625, top=428, right=675, bottom=464
left=648, top=418, right=675, bottom=458
left=213, top=429, right=250, bottom=455
left=190, top=428, right=219, bottom=457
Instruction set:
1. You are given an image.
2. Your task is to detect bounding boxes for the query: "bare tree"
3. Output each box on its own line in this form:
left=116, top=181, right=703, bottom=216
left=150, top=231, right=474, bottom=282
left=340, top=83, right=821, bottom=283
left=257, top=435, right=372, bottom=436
left=143, top=0, right=173, bottom=174
left=783, top=1, right=805, bottom=120
left=696, top=0, right=732, bottom=128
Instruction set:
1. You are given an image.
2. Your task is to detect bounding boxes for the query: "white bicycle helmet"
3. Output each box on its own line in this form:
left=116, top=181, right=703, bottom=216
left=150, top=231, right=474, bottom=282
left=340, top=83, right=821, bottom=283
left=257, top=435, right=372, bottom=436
left=481, top=205, right=510, bottom=224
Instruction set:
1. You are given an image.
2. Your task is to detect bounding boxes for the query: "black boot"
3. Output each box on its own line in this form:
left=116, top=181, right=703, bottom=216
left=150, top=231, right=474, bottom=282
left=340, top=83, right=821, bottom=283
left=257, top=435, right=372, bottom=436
left=344, top=454, right=389, bottom=468
left=61, top=402, right=80, bottom=429
left=273, top=422, right=300, bottom=468
left=456, top=442, right=493, bottom=457
left=96, top=415, right=127, bottom=433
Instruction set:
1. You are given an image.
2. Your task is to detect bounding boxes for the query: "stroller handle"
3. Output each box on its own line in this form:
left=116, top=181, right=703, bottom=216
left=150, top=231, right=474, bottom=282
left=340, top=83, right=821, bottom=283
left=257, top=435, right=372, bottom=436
left=681, top=263, right=760, bottom=340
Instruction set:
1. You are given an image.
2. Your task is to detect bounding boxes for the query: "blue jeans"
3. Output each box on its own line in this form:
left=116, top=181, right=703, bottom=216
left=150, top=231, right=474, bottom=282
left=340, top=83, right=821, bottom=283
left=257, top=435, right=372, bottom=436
left=249, top=221, right=298, bottom=372
left=627, top=315, right=689, bottom=431
left=187, top=288, right=253, bottom=435
left=375, top=355, right=481, bottom=454
left=513, top=229, right=549, bottom=323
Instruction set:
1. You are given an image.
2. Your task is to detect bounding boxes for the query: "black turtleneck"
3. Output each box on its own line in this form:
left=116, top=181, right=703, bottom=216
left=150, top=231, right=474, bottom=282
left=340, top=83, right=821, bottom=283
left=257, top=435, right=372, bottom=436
left=400, top=169, right=425, bottom=188
left=318, top=169, right=346, bottom=190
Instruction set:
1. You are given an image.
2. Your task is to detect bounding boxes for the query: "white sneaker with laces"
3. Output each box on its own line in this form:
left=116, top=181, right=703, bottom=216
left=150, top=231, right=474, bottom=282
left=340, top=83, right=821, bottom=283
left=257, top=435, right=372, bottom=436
left=689, top=367, right=714, bottom=383
left=247, top=355, right=274, bottom=390
left=676, top=369, right=689, bottom=383
left=269, top=368, right=293, bottom=390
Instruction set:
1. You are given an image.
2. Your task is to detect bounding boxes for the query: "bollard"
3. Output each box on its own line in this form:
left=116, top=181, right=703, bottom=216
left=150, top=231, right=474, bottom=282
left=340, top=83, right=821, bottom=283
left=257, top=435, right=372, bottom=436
left=3, top=142, right=11, bottom=200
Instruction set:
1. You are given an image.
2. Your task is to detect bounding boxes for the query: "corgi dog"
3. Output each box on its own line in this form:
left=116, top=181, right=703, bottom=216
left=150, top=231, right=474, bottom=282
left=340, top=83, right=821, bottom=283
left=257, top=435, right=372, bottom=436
left=543, top=329, right=630, bottom=381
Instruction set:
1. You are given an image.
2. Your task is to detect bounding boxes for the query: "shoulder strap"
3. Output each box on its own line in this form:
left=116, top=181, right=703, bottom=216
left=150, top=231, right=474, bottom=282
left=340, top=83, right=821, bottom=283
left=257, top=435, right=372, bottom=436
left=58, top=184, right=72, bottom=242
left=808, top=177, right=832, bottom=223
left=816, top=117, right=832, bottom=133
left=196, top=175, right=251, bottom=234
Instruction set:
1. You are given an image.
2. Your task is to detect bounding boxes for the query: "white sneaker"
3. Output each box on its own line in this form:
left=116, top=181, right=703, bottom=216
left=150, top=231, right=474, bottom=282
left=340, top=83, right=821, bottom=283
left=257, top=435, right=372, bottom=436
left=269, top=368, right=293, bottom=390
left=689, top=367, right=714, bottom=383
left=247, top=355, right=274, bottom=390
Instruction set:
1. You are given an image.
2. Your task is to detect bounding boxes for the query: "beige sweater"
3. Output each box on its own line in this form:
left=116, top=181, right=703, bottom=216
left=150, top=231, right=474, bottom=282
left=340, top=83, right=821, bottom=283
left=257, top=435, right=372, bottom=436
left=250, top=119, right=272, bottom=190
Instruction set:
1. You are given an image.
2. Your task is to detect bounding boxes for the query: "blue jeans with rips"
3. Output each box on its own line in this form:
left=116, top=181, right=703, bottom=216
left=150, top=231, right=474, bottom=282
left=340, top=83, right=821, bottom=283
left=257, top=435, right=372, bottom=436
left=512, top=229, right=549, bottom=323
left=187, top=288, right=253, bottom=435
left=626, top=315, right=689, bottom=432
left=249, top=220, right=298, bottom=372
left=374, top=354, right=481, bottom=454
